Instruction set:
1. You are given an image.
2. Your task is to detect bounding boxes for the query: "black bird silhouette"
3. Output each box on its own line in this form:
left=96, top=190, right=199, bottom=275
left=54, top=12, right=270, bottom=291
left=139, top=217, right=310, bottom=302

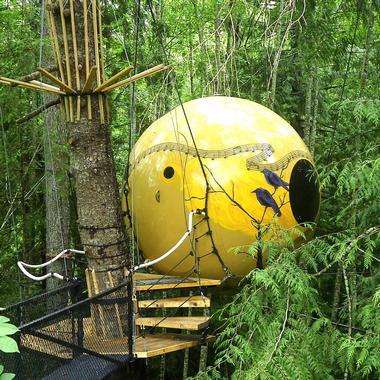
left=252, top=188, right=281, bottom=216
left=262, top=169, right=289, bottom=191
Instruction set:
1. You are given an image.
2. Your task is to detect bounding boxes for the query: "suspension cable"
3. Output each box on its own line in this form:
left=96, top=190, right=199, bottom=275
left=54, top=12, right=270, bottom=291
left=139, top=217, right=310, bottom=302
left=39, top=0, right=69, bottom=277
left=327, top=0, right=362, bottom=159
left=146, top=0, right=231, bottom=276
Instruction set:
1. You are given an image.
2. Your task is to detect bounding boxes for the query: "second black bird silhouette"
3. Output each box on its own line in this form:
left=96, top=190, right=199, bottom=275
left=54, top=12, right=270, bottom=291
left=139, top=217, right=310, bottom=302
left=262, top=169, right=289, bottom=191
left=252, top=188, right=281, bottom=216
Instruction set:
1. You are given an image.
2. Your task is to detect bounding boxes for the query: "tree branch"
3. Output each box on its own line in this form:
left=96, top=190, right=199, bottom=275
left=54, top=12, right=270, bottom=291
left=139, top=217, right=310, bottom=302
left=15, top=98, right=61, bottom=125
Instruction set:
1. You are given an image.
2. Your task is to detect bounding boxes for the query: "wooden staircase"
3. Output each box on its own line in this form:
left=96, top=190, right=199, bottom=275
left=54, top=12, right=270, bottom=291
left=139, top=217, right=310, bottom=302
left=132, top=272, right=220, bottom=357
left=21, top=272, right=221, bottom=362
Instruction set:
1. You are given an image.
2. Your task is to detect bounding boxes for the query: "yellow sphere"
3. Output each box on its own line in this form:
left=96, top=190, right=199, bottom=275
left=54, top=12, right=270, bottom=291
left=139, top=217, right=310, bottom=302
left=123, top=96, right=319, bottom=279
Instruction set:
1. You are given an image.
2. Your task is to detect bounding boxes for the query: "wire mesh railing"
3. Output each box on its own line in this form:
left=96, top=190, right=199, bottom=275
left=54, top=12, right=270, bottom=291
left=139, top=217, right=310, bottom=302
left=4, top=280, right=85, bottom=327
left=3, top=281, right=131, bottom=379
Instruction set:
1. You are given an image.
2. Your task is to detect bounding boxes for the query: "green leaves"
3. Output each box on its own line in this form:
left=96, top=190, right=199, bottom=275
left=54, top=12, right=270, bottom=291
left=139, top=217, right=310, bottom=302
left=0, top=313, right=18, bottom=379
left=0, top=336, right=18, bottom=354
left=0, top=323, right=18, bottom=337
left=0, top=364, right=15, bottom=380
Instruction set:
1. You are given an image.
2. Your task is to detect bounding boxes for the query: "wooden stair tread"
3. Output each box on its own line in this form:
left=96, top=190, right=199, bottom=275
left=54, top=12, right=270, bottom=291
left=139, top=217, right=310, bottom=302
left=85, top=333, right=214, bottom=358
left=138, top=295, right=210, bottom=308
left=135, top=333, right=214, bottom=358
left=134, top=273, right=221, bottom=291
left=135, top=316, right=210, bottom=330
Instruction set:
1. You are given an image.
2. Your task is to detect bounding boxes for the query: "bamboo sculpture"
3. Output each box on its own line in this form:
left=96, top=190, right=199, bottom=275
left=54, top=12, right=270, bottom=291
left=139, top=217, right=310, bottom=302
left=0, top=0, right=168, bottom=124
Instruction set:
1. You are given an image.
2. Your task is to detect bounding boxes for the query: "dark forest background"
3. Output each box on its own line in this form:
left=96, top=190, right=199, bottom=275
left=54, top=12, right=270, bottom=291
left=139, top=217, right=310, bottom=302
left=0, top=0, right=379, bottom=378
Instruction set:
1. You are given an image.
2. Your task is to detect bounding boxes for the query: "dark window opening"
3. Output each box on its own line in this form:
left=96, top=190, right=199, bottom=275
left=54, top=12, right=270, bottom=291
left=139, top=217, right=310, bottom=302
left=163, top=166, right=175, bottom=179
left=289, top=159, right=320, bottom=224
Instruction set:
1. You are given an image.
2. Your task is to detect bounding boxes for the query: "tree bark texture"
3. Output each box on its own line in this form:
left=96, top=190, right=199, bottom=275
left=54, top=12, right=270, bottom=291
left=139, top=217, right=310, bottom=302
left=44, top=99, right=71, bottom=295
left=48, top=0, right=129, bottom=291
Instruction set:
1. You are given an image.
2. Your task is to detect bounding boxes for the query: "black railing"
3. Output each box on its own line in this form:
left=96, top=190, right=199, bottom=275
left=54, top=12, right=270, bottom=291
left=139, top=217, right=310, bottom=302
left=2, top=280, right=132, bottom=380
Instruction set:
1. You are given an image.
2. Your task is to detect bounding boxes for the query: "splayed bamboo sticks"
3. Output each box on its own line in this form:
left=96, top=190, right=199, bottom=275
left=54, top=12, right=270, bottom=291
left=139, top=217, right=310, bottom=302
left=83, top=0, right=92, bottom=120
left=69, top=0, right=81, bottom=120
left=58, top=0, right=74, bottom=122
left=100, top=64, right=169, bottom=93
left=46, top=0, right=65, bottom=84
left=0, top=76, right=65, bottom=95
left=30, top=80, right=63, bottom=93
left=82, top=66, right=98, bottom=93
left=0, top=0, right=168, bottom=125
left=37, top=68, right=75, bottom=93
left=92, top=0, right=105, bottom=124
left=64, top=98, right=70, bottom=122
left=94, top=65, right=134, bottom=93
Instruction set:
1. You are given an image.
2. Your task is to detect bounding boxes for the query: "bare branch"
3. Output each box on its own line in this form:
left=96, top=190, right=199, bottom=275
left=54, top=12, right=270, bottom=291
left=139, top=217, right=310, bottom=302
left=16, top=98, right=61, bottom=125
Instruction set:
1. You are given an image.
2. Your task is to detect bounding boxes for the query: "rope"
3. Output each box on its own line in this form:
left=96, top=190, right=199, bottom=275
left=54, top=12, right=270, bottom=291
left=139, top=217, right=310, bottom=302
left=17, top=248, right=84, bottom=281
left=134, top=210, right=205, bottom=271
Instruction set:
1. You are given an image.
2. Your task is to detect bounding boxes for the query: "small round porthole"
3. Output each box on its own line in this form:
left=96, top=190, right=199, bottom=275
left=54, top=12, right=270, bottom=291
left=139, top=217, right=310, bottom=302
left=163, top=166, right=175, bottom=179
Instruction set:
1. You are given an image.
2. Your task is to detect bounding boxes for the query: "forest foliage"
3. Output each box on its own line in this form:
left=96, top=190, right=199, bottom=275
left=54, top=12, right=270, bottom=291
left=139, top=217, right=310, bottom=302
left=0, top=0, right=379, bottom=379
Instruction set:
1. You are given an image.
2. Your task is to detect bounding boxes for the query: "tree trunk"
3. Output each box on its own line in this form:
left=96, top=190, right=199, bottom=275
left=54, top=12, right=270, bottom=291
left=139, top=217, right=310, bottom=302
left=310, top=74, right=319, bottom=156
left=214, top=11, right=223, bottom=95
left=44, top=99, right=71, bottom=296
left=331, top=264, right=342, bottom=322
left=303, top=73, right=313, bottom=147
left=198, top=307, right=210, bottom=373
left=192, top=0, right=209, bottom=95
left=268, top=0, right=295, bottom=110
left=359, top=10, right=374, bottom=97
left=48, top=0, right=130, bottom=293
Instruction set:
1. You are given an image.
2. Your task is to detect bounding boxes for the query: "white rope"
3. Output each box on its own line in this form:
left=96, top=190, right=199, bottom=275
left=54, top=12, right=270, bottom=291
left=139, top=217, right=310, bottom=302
left=134, top=210, right=205, bottom=271
left=17, top=248, right=85, bottom=281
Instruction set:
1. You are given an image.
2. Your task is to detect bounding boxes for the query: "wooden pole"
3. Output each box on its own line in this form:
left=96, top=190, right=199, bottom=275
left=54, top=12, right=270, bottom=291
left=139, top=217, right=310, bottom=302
left=83, top=0, right=92, bottom=120
left=0, top=76, right=65, bottom=95
left=69, top=0, right=81, bottom=120
left=101, top=64, right=168, bottom=93
left=91, top=0, right=105, bottom=124
left=82, top=66, right=98, bottom=92
left=58, top=0, right=74, bottom=122
left=46, top=0, right=66, bottom=84
left=95, top=65, right=134, bottom=93
left=37, top=68, right=76, bottom=93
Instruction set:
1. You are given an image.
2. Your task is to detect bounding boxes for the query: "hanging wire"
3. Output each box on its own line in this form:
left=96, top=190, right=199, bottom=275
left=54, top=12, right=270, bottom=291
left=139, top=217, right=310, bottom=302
left=129, top=0, right=142, bottom=269
left=146, top=0, right=231, bottom=277
left=0, top=107, right=23, bottom=301
left=327, top=0, right=363, bottom=159
left=39, top=0, right=68, bottom=278
left=0, top=143, right=43, bottom=233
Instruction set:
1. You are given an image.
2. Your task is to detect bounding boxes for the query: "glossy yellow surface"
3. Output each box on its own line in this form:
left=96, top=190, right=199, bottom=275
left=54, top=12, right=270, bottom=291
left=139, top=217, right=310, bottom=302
left=123, top=96, right=315, bottom=279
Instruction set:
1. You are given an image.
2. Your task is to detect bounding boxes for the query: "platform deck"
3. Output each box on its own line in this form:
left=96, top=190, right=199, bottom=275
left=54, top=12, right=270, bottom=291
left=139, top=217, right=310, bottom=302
left=86, top=333, right=214, bottom=358
left=21, top=324, right=213, bottom=360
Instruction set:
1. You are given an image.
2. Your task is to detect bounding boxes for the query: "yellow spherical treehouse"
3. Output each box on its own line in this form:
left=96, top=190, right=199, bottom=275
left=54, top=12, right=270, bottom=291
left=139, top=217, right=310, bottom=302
left=123, top=96, right=319, bottom=280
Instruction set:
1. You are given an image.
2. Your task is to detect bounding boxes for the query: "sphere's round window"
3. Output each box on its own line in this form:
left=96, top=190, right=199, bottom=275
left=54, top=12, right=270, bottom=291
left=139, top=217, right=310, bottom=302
left=289, top=160, right=320, bottom=224
left=163, top=166, right=175, bottom=179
